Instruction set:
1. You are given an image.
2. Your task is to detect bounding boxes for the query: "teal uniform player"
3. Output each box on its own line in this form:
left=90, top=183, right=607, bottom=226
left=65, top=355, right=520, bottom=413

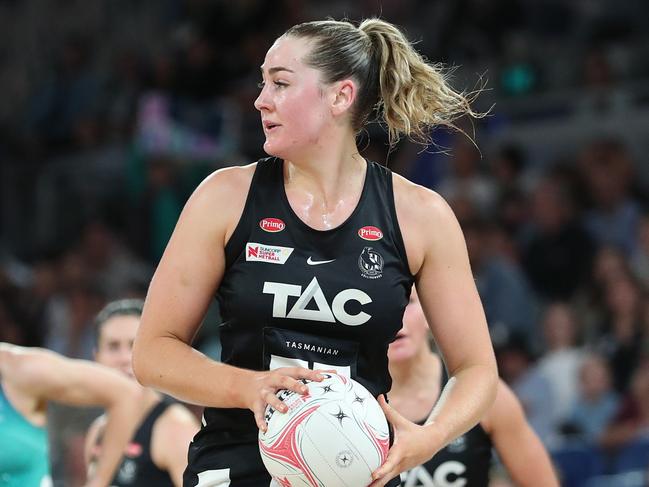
left=0, top=384, right=51, bottom=487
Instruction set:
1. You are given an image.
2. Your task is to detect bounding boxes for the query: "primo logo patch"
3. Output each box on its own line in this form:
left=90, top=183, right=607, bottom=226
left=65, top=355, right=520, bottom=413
left=246, top=243, right=294, bottom=264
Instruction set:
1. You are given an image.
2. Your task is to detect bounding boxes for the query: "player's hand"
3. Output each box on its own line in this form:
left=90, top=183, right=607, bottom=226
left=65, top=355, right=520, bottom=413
left=244, top=367, right=326, bottom=432
left=369, top=395, right=440, bottom=486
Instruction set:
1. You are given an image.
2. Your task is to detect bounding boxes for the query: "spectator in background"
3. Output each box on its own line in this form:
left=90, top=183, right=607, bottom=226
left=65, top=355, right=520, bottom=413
left=579, top=139, right=641, bottom=255
left=592, top=246, right=633, bottom=291
left=563, top=353, right=619, bottom=444
left=491, top=144, right=528, bottom=197
left=24, top=34, right=103, bottom=154
left=641, top=298, right=649, bottom=355
left=535, top=303, right=586, bottom=432
left=129, top=157, right=185, bottom=263
left=42, top=220, right=151, bottom=359
left=44, top=253, right=105, bottom=361
left=18, top=261, right=59, bottom=346
left=495, top=187, right=528, bottom=240
left=102, top=47, right=145, bottom=141
left=578, top=246, right=632, bottom=340
left=630, top=211, right=649, bottom=288
left=464, top=218, right=538, bottom=346
left=600, top=356, right=649, bottom=449
left=496, top=336, right=557, bottom=446
left=521, top=175, right=595, bottom=301
left=76, top=221, right=151, bottom=299
left=1, top=256, right=64, bottom=348
left=0, top=264, right=38, bottom=346
left=596, top=274, right=645, bottom=393
left=0, top=298, right=22, bottom=345
left=436, top=135, right=497, bottom=217
left=577, top=48, right=632, bottom=116
left=491, top=144, right=530, bottom=239
left=175, top=33, right=223, bottom=100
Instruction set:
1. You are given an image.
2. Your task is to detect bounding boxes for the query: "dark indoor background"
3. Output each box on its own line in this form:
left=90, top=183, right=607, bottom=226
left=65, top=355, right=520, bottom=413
left=1, top=1, right=649, bottom=485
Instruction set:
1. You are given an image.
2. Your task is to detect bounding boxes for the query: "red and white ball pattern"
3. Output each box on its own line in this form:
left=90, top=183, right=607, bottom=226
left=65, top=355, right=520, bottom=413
left=258, top=373, right=390, bottom=487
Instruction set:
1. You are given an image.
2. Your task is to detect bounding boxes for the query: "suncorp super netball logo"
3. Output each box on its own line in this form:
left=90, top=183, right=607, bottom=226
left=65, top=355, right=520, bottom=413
left=260, top=217, right=286, bottom=233
left=358, top=226, right=383, bottom=241
left=246, top=243, right=293, bottom=264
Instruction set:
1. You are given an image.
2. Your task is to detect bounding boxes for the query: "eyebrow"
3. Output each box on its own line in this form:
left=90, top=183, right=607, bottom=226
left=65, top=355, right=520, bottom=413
left=260, top=66, right=295, bottom=75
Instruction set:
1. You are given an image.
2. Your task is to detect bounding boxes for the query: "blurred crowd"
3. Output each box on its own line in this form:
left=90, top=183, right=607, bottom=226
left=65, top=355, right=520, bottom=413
left=1, top=1, right=649, bottom=486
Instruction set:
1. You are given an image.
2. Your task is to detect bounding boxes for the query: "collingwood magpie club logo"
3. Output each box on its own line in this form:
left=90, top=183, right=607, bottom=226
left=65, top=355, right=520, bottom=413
left=358, top=247, right=383, bottom=279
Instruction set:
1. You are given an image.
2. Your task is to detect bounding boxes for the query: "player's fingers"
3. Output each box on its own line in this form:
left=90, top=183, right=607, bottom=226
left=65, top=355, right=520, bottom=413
left=277, top=376, right=309, bottom=395
left=369, top=455, right=399, bottom=487
left=296, top=367, right=326, bottom=382
left=368, top=464, right=398, bottom=487
left=377, top=394, right=405, bottom=427
left=253, top=406, right=268, bottom=432
left=371, top=446, right=402, bottom=484
left=264, top=391, right=288, bottom=413
left=314, top=369, right=338, bottom=374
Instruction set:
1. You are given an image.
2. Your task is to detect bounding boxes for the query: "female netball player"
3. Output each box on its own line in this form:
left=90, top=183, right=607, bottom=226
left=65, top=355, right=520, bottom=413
left=85, top=299, right=199, bottom=487
left=389, top=290, right=559, bottom=486
left=0, top=342, right=144, bottom=487
left=133, top=18, right=498, bottom=487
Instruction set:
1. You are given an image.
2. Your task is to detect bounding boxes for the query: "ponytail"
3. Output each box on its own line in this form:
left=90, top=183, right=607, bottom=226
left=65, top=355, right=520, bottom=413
left=285, top=18, right=483, bottom=148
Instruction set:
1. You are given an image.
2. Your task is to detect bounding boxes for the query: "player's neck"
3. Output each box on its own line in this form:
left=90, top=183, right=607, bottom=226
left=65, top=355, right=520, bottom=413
left=389, top=349, right=441, bottom=398
left=283, top=133, right=365, bottom=201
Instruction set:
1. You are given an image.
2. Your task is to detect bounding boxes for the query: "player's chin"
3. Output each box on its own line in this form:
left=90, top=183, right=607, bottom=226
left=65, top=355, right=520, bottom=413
left=387, top=348, right=412, bottom=363
left=262, top=139, right=303, bottom=162
left=262, top=140, right=284, bottom=158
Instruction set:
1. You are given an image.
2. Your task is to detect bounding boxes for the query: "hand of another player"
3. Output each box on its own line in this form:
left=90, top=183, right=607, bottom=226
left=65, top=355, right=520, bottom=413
left=368, top=395, right=440, bottom=487
left=245, top=367, right=326, bottom=432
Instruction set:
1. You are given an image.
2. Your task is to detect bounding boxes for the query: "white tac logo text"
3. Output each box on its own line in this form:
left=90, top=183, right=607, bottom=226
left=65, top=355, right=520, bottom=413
left=263, top=277, right=372, bottom=326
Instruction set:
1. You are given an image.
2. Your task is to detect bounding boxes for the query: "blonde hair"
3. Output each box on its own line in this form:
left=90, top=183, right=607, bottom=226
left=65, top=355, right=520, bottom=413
left=284, top=18, right=483, bottom=148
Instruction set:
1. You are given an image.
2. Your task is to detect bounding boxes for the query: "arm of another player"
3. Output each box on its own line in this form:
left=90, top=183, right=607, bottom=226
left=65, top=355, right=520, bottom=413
left=84, top=415, right=107, bottom=476
left=83, top=415, right=106, bottom=477
left=371, top=180, right=499, bottom=485
left=152, top=404, right=200, bottom=487
left=132, top=166, right=323, bottom=430
left=483, top=381, right=559, bottom=487
left=0, top=345, right=144, bottom=487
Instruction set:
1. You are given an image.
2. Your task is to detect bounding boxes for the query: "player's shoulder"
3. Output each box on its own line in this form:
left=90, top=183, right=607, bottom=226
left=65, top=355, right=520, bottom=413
left=392, top=173, right=453, bottom=216
left=179, top=162, right=258, bottom=233
left=391, top=172, right=458, bottom=233
left=193, top=162, right=257, bottom=203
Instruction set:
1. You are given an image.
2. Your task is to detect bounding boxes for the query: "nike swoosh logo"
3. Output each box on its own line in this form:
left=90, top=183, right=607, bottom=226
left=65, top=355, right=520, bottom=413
left=307, top=257, right=335, bottom=265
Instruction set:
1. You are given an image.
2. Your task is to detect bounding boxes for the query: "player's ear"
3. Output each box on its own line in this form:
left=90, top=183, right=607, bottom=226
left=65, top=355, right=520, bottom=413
left=329, top=79, right=356, bottom=117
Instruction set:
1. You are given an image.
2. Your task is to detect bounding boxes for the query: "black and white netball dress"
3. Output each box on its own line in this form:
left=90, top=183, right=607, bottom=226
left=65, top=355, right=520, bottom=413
left=184, top=157, right=413, bottom=487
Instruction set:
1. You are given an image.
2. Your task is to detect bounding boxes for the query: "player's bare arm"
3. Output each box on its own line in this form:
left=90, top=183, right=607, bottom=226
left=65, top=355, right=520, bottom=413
left=482, top=381, right=559, bottom=487
left=370, top=177, right=498, bottom=484
left=0, top=343, right=144, bottom=487
left=132, top=164, right=323, bottom=420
